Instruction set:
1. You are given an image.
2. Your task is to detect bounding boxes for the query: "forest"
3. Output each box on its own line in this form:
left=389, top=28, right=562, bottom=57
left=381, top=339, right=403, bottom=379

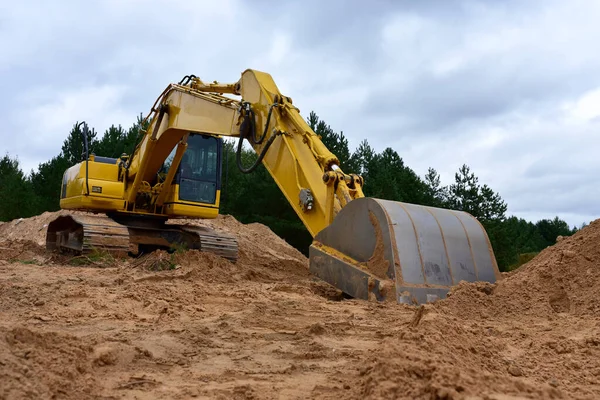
left=0, top=112, right=580, bottom=271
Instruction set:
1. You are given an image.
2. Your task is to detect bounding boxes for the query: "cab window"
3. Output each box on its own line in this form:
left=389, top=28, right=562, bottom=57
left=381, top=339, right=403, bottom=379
left=177, top=134, right=220, bottom=204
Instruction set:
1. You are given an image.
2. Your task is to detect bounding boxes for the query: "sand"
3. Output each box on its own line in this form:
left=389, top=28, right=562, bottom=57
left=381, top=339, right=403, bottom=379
left=1, top=212, right=599, bottom=399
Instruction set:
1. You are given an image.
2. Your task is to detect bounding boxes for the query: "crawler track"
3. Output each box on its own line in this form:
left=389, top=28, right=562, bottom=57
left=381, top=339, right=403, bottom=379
left=46, top=213, right=238, bottom=262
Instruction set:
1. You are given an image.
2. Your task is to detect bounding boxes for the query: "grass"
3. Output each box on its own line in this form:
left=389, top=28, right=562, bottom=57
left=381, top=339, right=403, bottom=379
left=164, top=242, right=189, bottom=270
left=68, top=247, right=118, bottom=267
left=169, top=242, right=188, bottom=255
left=17, top=259, right=38, bottom=265
left=65, top=243, right=189, bottom=270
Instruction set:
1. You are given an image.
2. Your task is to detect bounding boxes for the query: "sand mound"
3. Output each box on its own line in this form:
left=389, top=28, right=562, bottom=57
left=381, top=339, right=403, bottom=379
left=0, top=240, right=48, bottom=263
left=0, top=211, right=309, bottom=275
left=174, top=215, right=310, bottom=281
left=130, top=249, right=243, bottom=284
left=348, top=309, right=567, bottom=400
left=0, top=326, right=98, bottom=399
left=130, top=244, right=309, bottom=287
left=183, top=215, right=307, bottom=263
left=2, top=211, right=600, bottom=399
left=439, top=219, right=600, bottom=319
left=0, top=211, right=89, bottom=246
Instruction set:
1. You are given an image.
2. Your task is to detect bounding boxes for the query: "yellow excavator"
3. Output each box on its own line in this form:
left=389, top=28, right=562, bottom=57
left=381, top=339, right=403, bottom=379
left=46, top=69, right=501, bottom=304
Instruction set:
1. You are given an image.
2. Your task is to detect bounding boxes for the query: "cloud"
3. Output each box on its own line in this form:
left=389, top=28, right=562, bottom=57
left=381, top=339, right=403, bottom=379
left=8, top=84, right=131, bottom=171
left=2, top=0, right=600, bottom=227
left=359, top=0, right=600, bottom=134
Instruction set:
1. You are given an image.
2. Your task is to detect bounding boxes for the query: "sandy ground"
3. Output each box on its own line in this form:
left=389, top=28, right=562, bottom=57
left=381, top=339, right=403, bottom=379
left=1, top=212, right=599, bottom=399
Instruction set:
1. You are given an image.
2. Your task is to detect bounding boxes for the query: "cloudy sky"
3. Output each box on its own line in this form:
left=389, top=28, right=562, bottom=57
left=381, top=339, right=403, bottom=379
left=2, top=0, right=600, bottom=227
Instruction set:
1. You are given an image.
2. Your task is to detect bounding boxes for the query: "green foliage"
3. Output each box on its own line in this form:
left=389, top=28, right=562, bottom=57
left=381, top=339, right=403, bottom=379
left=448, top=164, right=507, bottom=222
left=94, top=125, right=128, bottom=158
left=482, top=216, right=542, bottom=269
left=507, top=252, right=539, bottom=271
left=29, top=155, right=70, bottom=213
left=423, top=168, right=449, bottom=208
left=94, top=115, right=145, bottom=159
left=4, top=118, right=147, bottom=219
left=361, top=147, right=429, bottom=204
left=347, top=139, right=375, bottom=175
left=308, top=112, right=352, bottom=170
left=17, top=260, right=38, bottom=265
left=68, top=247, right=117, bottom=267
left=0, top=154, right=37, bottom=221
left=169, top=242, right=189, bottom=255
left=61, top=122, right=98, bottom=165
left=535, top=217, right=575, bottom=248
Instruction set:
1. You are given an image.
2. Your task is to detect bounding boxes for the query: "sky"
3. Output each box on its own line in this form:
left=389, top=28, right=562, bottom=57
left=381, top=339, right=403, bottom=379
left=2, top=0, right=600, bottom=227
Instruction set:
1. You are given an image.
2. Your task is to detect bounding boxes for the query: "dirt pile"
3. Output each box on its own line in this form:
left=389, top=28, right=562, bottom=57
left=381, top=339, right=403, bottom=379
left=0, top=240, right=49, bottom=263
left=439, top=219, right=600, bottom=320
left=349, top=309, right=569, bottom=400
left=0, top=211, right=89, bottom=246
left=332, top=221, right=600, bottom=399
left=123, top=213, right=311, bottom=284
left=0, top=211, right=309, bottom=276
left=180, top=215, right=309, bottom=273
left=1, top=211, right=600, bottom=399
left=130, top=249, right=248, bottom=285
left=0, top=326, right=98, bottom=399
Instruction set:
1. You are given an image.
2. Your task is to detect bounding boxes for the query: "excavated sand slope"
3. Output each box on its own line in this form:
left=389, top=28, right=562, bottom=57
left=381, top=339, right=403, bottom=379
left=0, top=212, right=599, bottom=399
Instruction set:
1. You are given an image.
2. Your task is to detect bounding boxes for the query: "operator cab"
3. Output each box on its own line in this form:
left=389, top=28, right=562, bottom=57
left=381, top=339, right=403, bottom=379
left=162, top=133, right=222, bottom=205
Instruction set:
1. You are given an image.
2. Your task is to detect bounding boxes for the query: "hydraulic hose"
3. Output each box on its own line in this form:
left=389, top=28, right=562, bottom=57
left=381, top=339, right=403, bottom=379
left=239, top=102, right=279, bottom=145
left=236, top=129, right=283, bottom=174
left=177, top=74, right=197, bottom=86
left=235, top=102, right=281, bottom=174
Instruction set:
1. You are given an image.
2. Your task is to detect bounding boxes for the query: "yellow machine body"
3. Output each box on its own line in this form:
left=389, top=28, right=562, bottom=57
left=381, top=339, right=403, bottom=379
left=59, top=155, right=220, bottom=220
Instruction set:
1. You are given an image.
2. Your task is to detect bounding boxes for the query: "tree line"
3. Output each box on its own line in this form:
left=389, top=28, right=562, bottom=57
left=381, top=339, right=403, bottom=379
left=0, top=112, right=580, bottom=271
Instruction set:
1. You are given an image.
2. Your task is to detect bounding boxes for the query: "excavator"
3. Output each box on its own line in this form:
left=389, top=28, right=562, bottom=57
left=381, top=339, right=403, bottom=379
left=46, top=69, right=501, bottom=304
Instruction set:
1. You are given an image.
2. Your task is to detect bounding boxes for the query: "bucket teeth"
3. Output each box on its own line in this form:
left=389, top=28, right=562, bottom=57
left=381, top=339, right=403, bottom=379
left=309, top=198, right=500, bottom=304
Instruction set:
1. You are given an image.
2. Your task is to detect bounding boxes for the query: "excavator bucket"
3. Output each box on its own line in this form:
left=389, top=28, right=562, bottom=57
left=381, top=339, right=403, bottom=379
left=309, top=198, right=501, bottom=304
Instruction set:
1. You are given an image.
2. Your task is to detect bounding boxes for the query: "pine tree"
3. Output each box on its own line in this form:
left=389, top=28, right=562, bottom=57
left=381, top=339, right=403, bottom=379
left=0, top=155, right=36, bottom=221
left=29, top=155, right=71, bottom=213
left=479, top=184, right=508, bottom=222
left=535, top=217, right=575, bottom=247
left=0, top=110, right=581, bottom=272
left=361, top=148, right=428, bottom=204
left=423, top=167, right=449, bottom=208
left=61, top=122, right=98, bottom=165
left=307, top=112, right=351, bottom=171
left=95, top=125, right=128, bottom=158
left=448, top=164, right=506, bottom=222
left=349, top=139, right=375, bottom=175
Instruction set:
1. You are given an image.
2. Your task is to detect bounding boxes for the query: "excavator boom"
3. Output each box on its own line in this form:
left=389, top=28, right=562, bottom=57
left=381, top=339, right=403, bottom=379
left=47, top=69, right=501, bottom=304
